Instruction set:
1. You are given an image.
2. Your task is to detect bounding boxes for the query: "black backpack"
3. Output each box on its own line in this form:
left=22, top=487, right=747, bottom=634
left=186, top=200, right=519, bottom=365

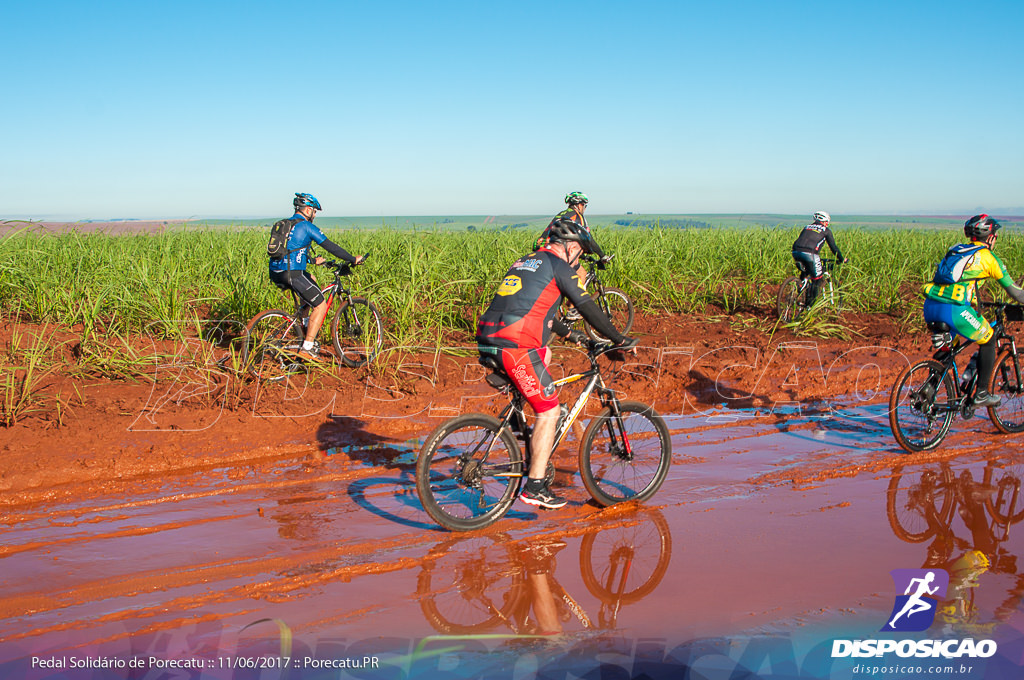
left=267, top=218, right=301, bottom=259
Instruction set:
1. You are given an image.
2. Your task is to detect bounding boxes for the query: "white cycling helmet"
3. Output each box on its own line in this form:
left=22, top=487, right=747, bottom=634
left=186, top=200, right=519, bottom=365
left=813, top=211, right=831, bottom=224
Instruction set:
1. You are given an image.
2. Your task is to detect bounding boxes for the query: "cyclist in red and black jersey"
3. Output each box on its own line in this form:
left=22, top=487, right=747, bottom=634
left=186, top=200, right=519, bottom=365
left=478, top=220, right=635, bottom=510
left=791, top=210, right=849, bottom=308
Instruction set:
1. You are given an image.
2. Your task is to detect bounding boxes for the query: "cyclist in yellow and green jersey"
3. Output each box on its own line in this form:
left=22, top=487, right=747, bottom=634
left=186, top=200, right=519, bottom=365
left=923, top=214, right=1024, bottom=407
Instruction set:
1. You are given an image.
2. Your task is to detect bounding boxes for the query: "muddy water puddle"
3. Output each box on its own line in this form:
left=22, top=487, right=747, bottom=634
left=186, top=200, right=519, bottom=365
left=3, top=401, right=1024, bottom=676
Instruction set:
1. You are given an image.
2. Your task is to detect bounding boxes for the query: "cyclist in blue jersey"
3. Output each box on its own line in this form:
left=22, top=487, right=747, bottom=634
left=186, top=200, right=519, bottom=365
left=268, top=193, right=366, bottom=360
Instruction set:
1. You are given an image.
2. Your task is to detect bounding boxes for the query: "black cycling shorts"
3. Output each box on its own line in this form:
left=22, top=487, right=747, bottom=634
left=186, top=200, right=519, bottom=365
left=792, top=251, right=824, bottom=280
left=269, top=269, right=325, bottom=307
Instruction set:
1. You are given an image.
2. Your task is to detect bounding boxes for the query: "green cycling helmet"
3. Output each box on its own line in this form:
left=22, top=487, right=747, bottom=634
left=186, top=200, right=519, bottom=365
left=564, top=191, right=589, bottom=206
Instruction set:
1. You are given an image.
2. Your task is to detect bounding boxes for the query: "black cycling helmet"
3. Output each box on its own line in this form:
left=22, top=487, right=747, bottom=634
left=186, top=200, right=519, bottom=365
left=964, top=214, right=1001, bottom=240
left=547, top=218, right=594, bottom=253
left=293, top=192, right=322, bottom=211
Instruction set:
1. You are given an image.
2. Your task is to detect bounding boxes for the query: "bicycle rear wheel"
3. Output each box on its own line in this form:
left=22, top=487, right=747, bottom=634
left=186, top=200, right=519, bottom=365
left=417, top=534, right=528, bottom=634
left=889, top=360, right=956, bottom=453
left=776, top=277, right=805, bottom=322
left=239, top=309, right=304, bottom=380
left=416, top=414, right=524, bottom=531
left=982, top=459, right=1024, bottom=525
left=579, top=401, right=671, bottom=507
left=988, top=351, right=1024, bottom=434
left=585, top=287, right=635, bottom=341
left=331, top=297, right=383, bottom=368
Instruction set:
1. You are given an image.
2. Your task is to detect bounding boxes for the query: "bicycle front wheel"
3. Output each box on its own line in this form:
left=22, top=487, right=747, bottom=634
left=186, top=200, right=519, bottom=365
left=331, top=297, right=383, bottom=368
left=585, top=287, right=635, bottom=341
left=776, top=277, right=805, bottom=322
left=885, top=466, right=955, bottom=543
left=579, top=507, right=672, bottom=604
left=416, top=414, right=524, bottom=531
left=889, top=360, right=956, bottom=453
left=239, top=309, right=304, bottom=380
left=988, top=351, right=1024, bottom=434
left=579, top=401, right=671, bottom=507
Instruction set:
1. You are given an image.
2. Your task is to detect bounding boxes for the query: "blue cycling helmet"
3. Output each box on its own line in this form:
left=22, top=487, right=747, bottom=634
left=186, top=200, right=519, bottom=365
left=293, top=192, right=322, bottom=211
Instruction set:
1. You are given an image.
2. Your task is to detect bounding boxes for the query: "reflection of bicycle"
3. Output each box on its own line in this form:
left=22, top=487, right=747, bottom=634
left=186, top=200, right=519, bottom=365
left=553, top=254, right=635, bottom=343
left=886, top=460, right=1024, bottom=634
left=776, top=258, right=843, bottom=322
left=415, top=340, right=672, bottom=532
left=888, top=302, right=1024, bottom=452
left=240, top=258, right=383, bottom=377
left=416, top=508, right=672, bottom=634
left=887, top=460, right=1024, bottom=545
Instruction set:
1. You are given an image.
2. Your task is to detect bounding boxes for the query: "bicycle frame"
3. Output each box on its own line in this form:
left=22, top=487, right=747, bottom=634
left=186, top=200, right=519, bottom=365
left=491, top=347, right=629, bottom=469
left=797, top=258, right=840, bottom=306
left=289, top=261, right=358, bottom=324
left=926, top=304, right=1022, bottom=417
left=472, top=345, right=632, bottom=482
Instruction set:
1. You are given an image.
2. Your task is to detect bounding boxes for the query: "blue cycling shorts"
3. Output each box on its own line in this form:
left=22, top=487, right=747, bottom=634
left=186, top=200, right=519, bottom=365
left=923, top=298, right=994, bottom=344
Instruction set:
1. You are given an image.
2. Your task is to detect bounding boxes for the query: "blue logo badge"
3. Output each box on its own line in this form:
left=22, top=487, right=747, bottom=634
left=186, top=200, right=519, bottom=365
left=882, top=569, right=949, bottom=632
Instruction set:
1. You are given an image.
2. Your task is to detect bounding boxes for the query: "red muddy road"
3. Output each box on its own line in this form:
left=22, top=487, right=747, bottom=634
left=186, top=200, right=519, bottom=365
left=2, top=312, right=1024, bottom=678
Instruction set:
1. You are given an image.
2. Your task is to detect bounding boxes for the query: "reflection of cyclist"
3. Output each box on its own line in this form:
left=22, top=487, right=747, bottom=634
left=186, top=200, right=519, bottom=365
left=791, top=211, right=848, bottom=308
left=268, top=193, right=367, bottom=361
left=516, top=539, right=569, bottom=636
left=477, top=220, right=635, bottom=509
left=922, top=214, right=1024, bottom=408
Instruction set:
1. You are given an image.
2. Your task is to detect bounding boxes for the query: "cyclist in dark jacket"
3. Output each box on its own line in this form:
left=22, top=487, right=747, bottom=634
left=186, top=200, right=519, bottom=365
left=268, top=193, right=365, bottom=360
left=791, top=211, right=848, bottom=308
left=535, top=191, right=607, bottom=262
left=478, top=219, right=635, bottom=510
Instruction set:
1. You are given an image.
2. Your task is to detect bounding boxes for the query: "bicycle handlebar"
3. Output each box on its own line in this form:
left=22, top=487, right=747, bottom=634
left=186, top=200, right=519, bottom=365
left=587, top=337, right=638, bottom=358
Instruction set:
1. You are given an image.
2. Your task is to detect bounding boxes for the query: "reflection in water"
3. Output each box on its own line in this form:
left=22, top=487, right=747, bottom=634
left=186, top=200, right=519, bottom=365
left=416, top=507, right=672, bottom=638
left=886, top=458, right=1024, bottom=635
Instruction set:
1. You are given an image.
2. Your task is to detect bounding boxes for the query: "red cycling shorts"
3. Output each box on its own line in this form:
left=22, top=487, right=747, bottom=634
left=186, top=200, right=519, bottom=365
left=498, top=347, right=559, bottom=414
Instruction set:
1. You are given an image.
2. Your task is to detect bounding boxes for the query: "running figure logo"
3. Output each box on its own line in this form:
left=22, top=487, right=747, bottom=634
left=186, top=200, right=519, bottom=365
left=882, top=569, right=949, bottom=632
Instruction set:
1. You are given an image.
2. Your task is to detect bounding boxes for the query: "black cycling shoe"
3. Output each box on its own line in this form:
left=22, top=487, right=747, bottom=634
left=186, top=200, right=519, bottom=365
left=972, top=390, right=1001, bottom=408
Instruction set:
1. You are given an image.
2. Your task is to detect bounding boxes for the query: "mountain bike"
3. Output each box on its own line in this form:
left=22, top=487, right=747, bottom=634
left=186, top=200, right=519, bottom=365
left=240, top=258, right=383, bottom=378
left=776, top=258, right=844, bottom=322
left=553, top=254, right=635, bottom=342
left=415, top=339, right=672, bottom=531
left=887, top=460, right=1024, bottom=544
left=417, top=508, right=671, bottom=634
left=889, top=302, right=1024, bottom=453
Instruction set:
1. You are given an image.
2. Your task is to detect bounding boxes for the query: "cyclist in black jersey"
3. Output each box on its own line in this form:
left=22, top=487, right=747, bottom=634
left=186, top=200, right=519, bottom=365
left=791, top=211, right=848, bottom=308
left=478, top=219, right=635, bottom=510
left=535, top=192, right=606, bottom=275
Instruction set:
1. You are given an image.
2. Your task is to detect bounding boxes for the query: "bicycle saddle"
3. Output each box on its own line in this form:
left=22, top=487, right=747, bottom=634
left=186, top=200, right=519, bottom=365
left=478, top=355, right=512, bottom=389
left=926, top=321, right=954, bottom=348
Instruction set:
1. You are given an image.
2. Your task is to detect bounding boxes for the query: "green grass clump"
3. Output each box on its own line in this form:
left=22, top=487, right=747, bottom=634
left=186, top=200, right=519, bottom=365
left=1, top=220, right=1020, bottom=348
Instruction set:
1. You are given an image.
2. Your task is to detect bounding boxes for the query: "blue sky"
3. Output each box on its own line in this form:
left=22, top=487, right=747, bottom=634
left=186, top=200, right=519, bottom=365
left=2, top=1, right=1022, bottom=219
